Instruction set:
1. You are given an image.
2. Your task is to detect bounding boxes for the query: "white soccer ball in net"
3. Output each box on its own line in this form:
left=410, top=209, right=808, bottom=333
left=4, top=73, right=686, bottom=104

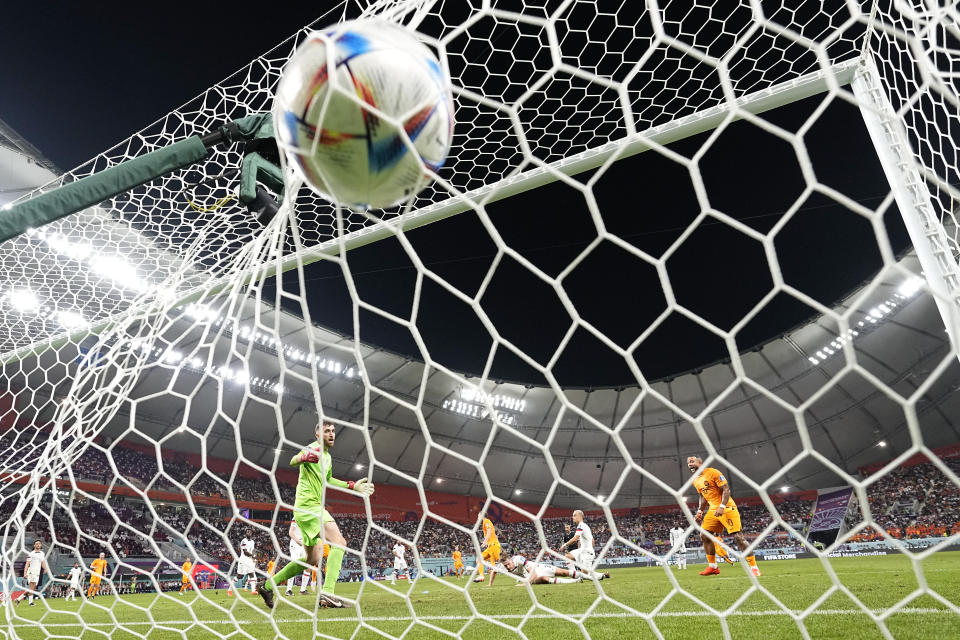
left=274, top=20, right=454, bottom=210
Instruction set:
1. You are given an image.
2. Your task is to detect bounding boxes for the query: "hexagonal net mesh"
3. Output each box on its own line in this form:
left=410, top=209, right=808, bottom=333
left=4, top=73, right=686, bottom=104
left=1, top=1, right=959, bottom=638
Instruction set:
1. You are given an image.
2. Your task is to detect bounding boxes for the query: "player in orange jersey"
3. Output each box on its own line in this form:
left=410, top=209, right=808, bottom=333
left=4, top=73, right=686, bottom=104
left=688, top=456, right=760, bottom=577
left=87, top=552, right=108, bottom=598
left=452, top=546, right=464, bottom=578
left=474, top=517, right=501, bottom=585
left=179, top=559, right=192, bottom=594
left=267, top=559, right=275, bottom=577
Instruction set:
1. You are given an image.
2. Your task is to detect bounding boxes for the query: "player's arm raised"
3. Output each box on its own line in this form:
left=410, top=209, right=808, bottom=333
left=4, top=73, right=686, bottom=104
left=327, top=465, right=375, bottom=497
left=560, top=530, right=580, bottom=552
left=290, top=447, right=320, bottom=466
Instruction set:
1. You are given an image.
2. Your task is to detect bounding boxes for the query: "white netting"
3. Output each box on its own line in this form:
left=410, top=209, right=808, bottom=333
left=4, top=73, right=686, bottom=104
left=2, top=1, right=960, bottom=638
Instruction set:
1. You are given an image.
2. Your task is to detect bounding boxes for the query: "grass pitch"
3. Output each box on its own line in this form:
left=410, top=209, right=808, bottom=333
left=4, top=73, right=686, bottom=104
left=5, top=553, right=960, bottom=639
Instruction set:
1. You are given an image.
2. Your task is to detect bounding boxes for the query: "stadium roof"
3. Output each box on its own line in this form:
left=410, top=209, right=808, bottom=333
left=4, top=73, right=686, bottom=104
left=1, top=2, right=957, bottom=510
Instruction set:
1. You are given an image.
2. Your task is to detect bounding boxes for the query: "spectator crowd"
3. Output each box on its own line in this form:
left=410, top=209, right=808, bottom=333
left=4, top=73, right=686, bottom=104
left=3, top=428, right=959, bottom=578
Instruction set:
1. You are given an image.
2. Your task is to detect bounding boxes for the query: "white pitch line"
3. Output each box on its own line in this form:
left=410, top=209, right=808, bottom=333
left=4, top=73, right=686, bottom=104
left=9, top=608, right=954, bottom=628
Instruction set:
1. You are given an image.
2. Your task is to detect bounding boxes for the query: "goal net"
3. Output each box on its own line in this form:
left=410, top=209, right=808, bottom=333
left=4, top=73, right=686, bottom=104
left=2, top=0, right=959, bottom=638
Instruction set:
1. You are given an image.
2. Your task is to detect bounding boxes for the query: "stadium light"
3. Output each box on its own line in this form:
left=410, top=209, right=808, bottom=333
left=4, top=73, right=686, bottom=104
left=806, top=276, right=921, bottom=367
left=780, top=486, right=789, bottom=493
left=597, top=494, right=605, bottom=501
left=57, top=310, right=89, bottom=330
left=5, top=289, right=40, bottom=313
left=878, top=440, right=887, bottom=447
left=897, top=276, right=924, bottom=297
left=436, top=478, right=444, bottom=484
left=355, top=464, right=364, bottom=470
left=514, top=489, right=522, bottom=495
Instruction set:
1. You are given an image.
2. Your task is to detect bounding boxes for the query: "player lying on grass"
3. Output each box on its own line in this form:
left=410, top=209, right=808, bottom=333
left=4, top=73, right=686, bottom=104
left=688, top=456, right=760, bottom=577
left=502, top=555, right=605, bottom=584
left=258, top=421, right=374, bottom=609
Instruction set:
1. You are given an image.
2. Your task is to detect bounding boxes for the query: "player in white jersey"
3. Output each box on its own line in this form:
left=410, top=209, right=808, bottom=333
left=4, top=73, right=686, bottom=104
left=66, top=561, right=83, bottom=601
left=501, top=555, right=590, bottom=584
left=16, top=540, right=50, bottom=606
left=285, top=519, right=315, bottom=596
left=391, top=542, right=409, bottom=585
left=559, top=510, right=610, bottom=580
left=234, top=529, right=257, bottom=593
left=669, top=526, right=688, bottom=569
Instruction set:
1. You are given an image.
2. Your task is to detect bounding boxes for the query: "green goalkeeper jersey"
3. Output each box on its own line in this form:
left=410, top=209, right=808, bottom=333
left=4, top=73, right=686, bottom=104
left=291, top=441, right=349, bottom=508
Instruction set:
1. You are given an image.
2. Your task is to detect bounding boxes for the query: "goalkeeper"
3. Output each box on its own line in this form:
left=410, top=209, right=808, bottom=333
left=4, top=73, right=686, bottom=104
left=258, top=421, right=374, bottom=609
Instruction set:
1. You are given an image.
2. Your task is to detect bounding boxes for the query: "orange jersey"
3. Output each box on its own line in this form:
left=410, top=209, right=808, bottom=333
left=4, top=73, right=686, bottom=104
left=91, top=558, right=107, bottom=577
left=482, top=518, right=499, bottom=547
left=694, top=467, right=736, bottom=508
left=452, top=550, right=462, bottom=562
left=267, top=560, right=275, bottom=576
left=182, top=561, right=192, bottom=574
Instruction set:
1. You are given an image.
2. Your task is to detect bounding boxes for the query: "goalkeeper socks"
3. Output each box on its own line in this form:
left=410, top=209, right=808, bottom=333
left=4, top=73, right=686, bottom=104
left=265, top=561, right=307, bottom=593
left=322, top=547, right=344, bottom=594
left=706, top=554, right=717, bottom=568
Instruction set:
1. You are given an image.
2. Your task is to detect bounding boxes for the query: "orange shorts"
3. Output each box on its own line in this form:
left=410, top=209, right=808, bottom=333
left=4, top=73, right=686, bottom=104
left=90, top=576, right=102, bottom=586
left=454, top=561, right=463, bottom=569
left=702, top=505, right=742, bottom=535
left=482, top=544, right=501, bottom=564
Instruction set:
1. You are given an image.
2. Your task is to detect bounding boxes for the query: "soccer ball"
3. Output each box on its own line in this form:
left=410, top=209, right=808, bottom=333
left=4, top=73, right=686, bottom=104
left=274, top=20, right=454, bottom=210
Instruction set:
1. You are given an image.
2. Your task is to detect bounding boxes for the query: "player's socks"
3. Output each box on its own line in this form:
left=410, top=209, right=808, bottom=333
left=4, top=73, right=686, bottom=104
left=264, top=560, right=307, bottom=593
left=553, top=577, right=579, bottom=584
left=706, top=554, right=718, bottom=569
left=322, top=547, right=344, bottom=595
left=746, top=555, right=757, bottom=568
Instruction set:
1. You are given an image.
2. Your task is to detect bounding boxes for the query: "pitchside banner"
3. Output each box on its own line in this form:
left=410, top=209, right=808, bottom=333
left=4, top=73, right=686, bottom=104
left=809, top=487, right=854, bottom=532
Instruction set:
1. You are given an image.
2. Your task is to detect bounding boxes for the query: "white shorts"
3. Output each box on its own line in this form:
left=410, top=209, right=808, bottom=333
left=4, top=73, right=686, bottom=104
left=237, top=556, right=255, bottom=576
left=569, top=548, right=596, bottom=569
left=26, top=570, right=41, bottom=584
left=394, top=558, right=408, bottom=571
left=70, top=580, right=80, bottom=590
left=289, top=540, right=305, bottom=560
left=527, top=563, right=556, bottom=579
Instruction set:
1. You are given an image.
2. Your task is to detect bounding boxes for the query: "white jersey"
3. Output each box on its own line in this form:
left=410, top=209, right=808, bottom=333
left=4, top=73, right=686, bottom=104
left=393, top=543, right=408, bottom=569
left=575, top=522, right=594, bottom=553
left=25, top=550, right=45, bottom=579
left=505, top=555, right=555, bottom=580
left=237, top=537, right=256, bottom=574
left=289, top=538, right=305, bottom=560
left=68, top=567, right=82, bottom=588
left=669, top=527, right=687, bottom=550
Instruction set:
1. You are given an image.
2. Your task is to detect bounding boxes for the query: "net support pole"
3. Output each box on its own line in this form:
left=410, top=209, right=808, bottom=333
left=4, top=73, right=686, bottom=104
left=851, top=56, right=960, bottom=359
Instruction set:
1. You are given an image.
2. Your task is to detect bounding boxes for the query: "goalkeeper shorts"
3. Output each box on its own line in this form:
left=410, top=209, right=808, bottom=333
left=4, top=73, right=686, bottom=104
left=294, top=505, right=335, bottom=547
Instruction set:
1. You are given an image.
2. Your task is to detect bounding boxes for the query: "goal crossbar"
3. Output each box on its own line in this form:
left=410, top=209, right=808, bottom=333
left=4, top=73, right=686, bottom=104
left=0, top=60, right=859, bottom=366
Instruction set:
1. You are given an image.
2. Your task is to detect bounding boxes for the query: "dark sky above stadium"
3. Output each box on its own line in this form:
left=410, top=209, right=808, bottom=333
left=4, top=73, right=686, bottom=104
left=1, top=3, right=910, bottom=388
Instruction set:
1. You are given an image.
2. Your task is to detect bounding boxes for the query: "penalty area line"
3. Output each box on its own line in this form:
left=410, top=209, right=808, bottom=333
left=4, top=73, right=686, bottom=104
left=14, top=608, right=954, bottom=627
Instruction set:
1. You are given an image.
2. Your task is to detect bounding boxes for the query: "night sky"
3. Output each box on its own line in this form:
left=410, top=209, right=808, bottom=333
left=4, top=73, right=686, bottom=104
left=1, top=4, right=911, bottom=388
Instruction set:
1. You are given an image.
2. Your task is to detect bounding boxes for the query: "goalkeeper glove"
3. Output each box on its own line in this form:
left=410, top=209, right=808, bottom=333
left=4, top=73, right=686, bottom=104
left=348, top=477, right=375, bottom=496
left=294, top=448, right=320, bottom=464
